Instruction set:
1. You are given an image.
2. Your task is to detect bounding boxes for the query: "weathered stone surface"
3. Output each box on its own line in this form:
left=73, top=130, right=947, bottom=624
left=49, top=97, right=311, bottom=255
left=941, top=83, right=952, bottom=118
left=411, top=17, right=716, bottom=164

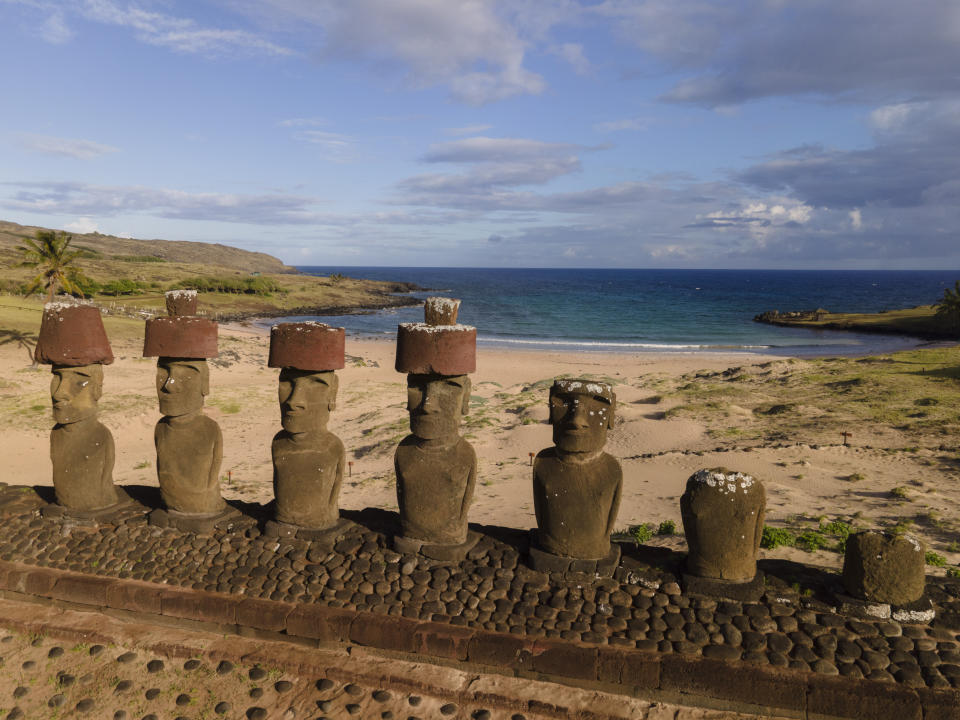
left=268, top=322, right=345, bottom=372
left=396, top=298, right=475, bottom=375
left=271, top=368, right=345, bottom=530
left=35, top=301, right=113, bottom=367
left=164, top=289, right=197, bottom=317
left=154, top=359, right=225, bottom=516
left=843, top=531, right=926, bottom=606
left=143, top=317, right=218, bottom=359
left=532, top=379, right=621, bottom=560
left=48, top=364, right=120, bottom=512
left=681, top=468, right=765, bottom=582
left=395, top=374, right=476, bottom=548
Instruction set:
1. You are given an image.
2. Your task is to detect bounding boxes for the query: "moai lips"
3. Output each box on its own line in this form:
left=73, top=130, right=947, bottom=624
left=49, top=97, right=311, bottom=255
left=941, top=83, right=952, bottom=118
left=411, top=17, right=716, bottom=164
left=394, top=298, right=479, bottom=561
left=681, top=468, right=766, bottom=586
left=267, top=322, right=349, bottom=539
left=35, top=301, right=122, bottom=516
left=530, top=378, right=622, bottom=574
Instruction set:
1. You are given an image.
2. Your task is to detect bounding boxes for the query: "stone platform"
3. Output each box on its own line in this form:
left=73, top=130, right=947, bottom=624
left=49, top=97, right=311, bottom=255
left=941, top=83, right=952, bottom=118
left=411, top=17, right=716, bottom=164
left=1, top=483, right=960, bottom=719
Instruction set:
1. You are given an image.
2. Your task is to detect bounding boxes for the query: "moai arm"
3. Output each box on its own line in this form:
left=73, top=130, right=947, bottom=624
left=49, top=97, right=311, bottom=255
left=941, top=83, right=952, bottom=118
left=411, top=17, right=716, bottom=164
left=209, top=421, right=223, bottom=489
left=461, top=447, right=477, bottom=522
left=605, top=463, right=623, bottom=537
left=100, top=425, right=116, bottom=488
left=331, top=441, right=346, bottom=507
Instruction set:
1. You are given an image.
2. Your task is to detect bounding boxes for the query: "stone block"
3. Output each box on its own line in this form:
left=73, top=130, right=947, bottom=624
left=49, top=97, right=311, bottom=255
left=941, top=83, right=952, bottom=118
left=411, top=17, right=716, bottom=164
left=413, top=621, right=475, bottom=661
left=621, top=651, right=660, bottom=690
left=23, top=568, right=58, bottom=597
left=530, top=639, right=598, bottom=680
left=237, top=598, right=294, bottom=632
left=661, top=655, right=805, bottom=712
left=143, top=316, right=218, bottom=358
left=268, top=322, right=345, bottom=371
left=105, top=581, right=162, bottom=615
left=49, top=575, right=111, bottom=606
left=395, top=323, right=476, bottom=375
left=286, top=605, right=355, bottom=644
left=843, top=531, right=926, bottom=606
left=915, top=687, right=960, bottom=720
left=35, top=302, right=113, bottom=366
left=806, top=673, right=920, bottom=720
left=348, top=612, right=418, bottom=653
left=160, top=588, right=238, bottom=625
left=467, top=631, right=534, bottom=669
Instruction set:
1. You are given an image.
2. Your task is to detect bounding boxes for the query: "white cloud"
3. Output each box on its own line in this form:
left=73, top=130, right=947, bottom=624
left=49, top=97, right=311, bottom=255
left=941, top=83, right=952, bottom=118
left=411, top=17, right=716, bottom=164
left=423, top=137, right=581, bottom=163
left=444, top=124, right=494, bottom=136
left=278, top=117, right=328, bottom=128
left=79, top=0, right=292, bottom=57
left=39, top=10, right=72, bottom=43
left=64, top=217, right=98, bottom=233
left=550, top=42, right=590, bottom=75
left=593, top=117, right=648, bottom=132
left=849, top=208, right=862, bottom=230
left=17, top=133, right=119, bottom=159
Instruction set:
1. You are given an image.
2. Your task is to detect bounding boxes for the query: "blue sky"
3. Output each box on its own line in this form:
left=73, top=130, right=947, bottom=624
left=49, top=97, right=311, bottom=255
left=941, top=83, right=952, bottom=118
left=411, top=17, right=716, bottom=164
left=1, top=0, right=958, bottom=269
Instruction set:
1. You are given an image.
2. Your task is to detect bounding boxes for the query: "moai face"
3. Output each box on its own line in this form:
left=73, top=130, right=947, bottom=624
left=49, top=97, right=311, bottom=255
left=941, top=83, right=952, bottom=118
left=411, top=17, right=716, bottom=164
left=278, top=368, right=338, bottom=434
left=550, top=383, right=615, bottom=454
left=407, top=373, right=471, bottom=441
left=51, top=364, right=103, bottom=425
left=156, top=359, right=208, bottom=417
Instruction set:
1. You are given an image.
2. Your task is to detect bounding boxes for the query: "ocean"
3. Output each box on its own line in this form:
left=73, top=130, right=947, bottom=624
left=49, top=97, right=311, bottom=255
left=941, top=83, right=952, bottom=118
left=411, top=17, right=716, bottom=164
left=261, top=268, right=959, bottom=355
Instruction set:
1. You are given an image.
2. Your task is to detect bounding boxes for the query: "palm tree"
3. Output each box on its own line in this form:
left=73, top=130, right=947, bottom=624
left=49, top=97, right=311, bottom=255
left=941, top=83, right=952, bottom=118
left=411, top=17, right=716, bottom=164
left=16, top=229, right=85, bottom=303
left=935, top=280, right=960, bottom=332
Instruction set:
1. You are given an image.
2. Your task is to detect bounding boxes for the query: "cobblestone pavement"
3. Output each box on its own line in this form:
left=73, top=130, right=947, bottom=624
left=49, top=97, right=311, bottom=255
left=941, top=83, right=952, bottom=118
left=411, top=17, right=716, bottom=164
left=1, top=484, right=959, bottom=692
left=0, top=598, right=786, bottom=720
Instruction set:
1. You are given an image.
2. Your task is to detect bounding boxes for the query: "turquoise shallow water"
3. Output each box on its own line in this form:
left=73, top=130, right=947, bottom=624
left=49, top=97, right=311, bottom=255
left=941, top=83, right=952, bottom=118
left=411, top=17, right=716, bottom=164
left=263, top=268, right=959, bottom=355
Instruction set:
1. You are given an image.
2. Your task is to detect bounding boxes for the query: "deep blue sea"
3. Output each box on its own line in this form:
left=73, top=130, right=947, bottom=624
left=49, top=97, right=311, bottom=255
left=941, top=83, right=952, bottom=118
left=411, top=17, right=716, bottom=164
left=260, top=268, right=959, bottom=356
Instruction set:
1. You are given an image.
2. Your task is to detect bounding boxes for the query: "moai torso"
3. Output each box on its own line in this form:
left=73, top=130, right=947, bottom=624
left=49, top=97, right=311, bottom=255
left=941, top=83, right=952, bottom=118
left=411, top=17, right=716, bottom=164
left=50, top=418, right=118, bottom=511
left=272, top=430, right=345, bottom=528
left=395, top=435, right=476, bottom=545
left=155, top=413, right=224, bottom=514
left=532, top=379, right=622, bottom=559
left=533, top=449, right=622, bottom=559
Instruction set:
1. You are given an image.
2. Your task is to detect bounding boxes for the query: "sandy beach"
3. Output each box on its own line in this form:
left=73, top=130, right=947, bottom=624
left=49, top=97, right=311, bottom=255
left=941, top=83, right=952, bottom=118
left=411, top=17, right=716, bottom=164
left=4, top=320, right=959, bottom=575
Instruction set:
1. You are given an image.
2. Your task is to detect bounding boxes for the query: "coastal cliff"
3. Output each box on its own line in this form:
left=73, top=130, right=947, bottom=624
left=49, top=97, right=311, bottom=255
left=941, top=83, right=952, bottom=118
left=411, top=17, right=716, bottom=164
left=754, top=305, right=958, bottom=340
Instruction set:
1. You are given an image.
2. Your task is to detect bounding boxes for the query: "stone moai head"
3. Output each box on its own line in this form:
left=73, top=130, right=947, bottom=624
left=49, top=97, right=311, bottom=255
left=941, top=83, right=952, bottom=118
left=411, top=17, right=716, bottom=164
left=268, top=320, right=346, bottom=435
left=681, top=468, right=766, bottom=582
left=842, top=531, right=926, bottom=606
left=144, top=290, right=218, bottom=417
left=34, top=301, right=114, bottom=424
left=549, top=379, right=615, bottom=455
left=396, top=297, right=476, bottom=442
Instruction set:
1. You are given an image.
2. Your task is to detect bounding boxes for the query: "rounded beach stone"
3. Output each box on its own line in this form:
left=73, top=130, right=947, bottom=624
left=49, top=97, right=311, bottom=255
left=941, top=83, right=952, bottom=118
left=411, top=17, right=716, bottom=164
left=268, top=322, right=345, bottom=371
left=165, top=290, right=197, bottom=317
left=681, top=468, right=765, bottom=581
left=842, top=531, right=926, bottom=605
left=143, top=316, right=218, bottom=358
left=35, top=302, right=114, bottom=366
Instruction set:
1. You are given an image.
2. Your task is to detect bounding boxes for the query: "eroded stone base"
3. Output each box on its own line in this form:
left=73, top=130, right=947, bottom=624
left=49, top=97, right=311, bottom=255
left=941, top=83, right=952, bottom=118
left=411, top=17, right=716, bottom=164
left=892, top=596, right=936, bottom=624
left=393, top=530, right=482, bottom=563
left=263, top=517, right=354, bottom=545
left=527, top=536, right=622, bottom=577
left=149, top=505, right=254, bottom=534
left=836, top=593, right=892, bottom=620
left=682, top=571, right=765, bottom=601
left=41, top=493, right=148, bottom=528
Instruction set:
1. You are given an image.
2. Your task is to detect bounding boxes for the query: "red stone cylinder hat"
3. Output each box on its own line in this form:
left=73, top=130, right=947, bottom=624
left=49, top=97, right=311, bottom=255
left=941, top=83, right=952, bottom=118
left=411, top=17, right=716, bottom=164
left=268, top=322, right=345, bottom=372
left=396, top=297, right=476, bottom=375
left=34, top=300, right=114, bottom=366
left=143, top=290, right=218, bottom=359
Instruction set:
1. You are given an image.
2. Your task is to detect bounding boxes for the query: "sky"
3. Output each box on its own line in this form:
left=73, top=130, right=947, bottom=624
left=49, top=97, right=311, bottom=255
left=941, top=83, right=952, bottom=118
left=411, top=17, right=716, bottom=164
left=1, top=0, right=958, bottom=269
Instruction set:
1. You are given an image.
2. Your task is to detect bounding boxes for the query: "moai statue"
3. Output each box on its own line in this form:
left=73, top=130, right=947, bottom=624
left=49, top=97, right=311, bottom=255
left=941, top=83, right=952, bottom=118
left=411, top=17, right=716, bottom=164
left=393, top=297, right=479, bottom=561
left=144, top=290, right=235, bottom=532
left=34, top=301, right=129, bottom=520
left=265, top=321, right=351, bottom=541
left=530, top=379, right=622, bottom=574
left=840, top=531, right=933, bottom=622
left=680, top=468, right=766, bottom=600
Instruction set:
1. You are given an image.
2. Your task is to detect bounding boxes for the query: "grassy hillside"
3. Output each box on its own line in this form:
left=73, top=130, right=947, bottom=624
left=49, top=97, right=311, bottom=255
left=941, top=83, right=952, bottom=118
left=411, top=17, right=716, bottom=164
left=754, top=305, right=958, bottom=340
left=0, top=220, right=420, bottom=319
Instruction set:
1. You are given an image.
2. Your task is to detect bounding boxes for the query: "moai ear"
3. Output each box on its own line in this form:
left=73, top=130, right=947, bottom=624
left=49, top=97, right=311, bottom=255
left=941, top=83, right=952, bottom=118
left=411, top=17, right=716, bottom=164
left=199, top=362, right=210, bottom=397
left=328, top=373, right=339, bottom=412
left=91, top=365, right=104, bottom=402
left=606, top=398, right=616, bottom=429
left=461, top=376, right=472, bottom=416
